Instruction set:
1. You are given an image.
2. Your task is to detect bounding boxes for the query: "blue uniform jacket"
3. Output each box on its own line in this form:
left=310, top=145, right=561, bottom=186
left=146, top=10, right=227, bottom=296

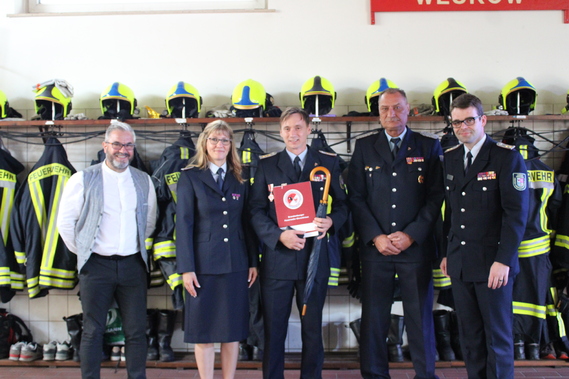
left=347, top=128, right=444, bottom=263
left=176, top=166, right=257, bottom=275
left=443, top=136, right=529, bottom=281
left=248, top=147, right=348, bottom=281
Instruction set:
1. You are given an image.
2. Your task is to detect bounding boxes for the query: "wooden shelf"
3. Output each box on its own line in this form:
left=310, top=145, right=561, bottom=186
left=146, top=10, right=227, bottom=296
left=1, top=115, right=569, bottom=129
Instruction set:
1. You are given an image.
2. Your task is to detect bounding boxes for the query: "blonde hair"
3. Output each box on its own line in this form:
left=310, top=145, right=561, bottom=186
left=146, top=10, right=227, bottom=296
left=188, top=120, right=243, bottom=183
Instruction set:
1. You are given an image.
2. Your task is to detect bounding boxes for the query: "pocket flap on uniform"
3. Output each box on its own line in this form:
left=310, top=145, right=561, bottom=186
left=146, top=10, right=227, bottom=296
left=196, top=232, right=211, bottom=242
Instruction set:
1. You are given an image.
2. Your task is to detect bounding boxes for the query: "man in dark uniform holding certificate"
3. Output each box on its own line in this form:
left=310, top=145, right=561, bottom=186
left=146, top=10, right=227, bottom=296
left=348, top=88, right=443, bottom=379
left=441, top=93, right=529, bottom=378
left=248, top=107, right=348, bottom=379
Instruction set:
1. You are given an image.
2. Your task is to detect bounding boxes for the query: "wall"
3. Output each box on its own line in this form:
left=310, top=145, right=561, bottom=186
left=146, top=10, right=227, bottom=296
left=1, top=1, right=569, bottom=113
left=1, top=0, right=569, bottom=354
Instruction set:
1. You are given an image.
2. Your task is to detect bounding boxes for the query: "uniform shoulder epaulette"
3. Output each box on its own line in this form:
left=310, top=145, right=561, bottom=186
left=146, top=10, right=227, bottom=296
left=444, top=144, right=461, bottom=153
left=181, top=164, right=198, bottom=171
left=260, top=152, right=278, bottom=159
left=355, top=130, right=380, bottom=140
left=497, top=142, right=515, bottom=150
left=318, top=150, right=337, bottom=157
left=418, top=131, right=439, bottom=140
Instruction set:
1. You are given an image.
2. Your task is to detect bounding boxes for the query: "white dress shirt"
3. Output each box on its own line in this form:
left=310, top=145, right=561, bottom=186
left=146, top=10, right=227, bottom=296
left=209, top=161, right=227, bottom=182
left=285, top=147, right=308, bottom=170
left=464, top=134, right=486, bottom=170
left=57, top=162, right=157, bottom=256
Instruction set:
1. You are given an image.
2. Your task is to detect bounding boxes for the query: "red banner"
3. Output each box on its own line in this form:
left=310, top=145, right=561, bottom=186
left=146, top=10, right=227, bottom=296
left=370, top=0, right=569, bottom=24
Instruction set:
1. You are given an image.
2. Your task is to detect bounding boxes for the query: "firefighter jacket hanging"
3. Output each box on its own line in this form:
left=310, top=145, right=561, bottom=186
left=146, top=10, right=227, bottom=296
left=501, top=133, right=562, bottom=348
left=10, top=138, right=77, bottom=298
left=151, top=136, right=195, bottom=308
left=239, top=129, right=265, bottom=185
left=0, top=148, right=25, bottom=302
left=309, top=129, right=353, bottom=286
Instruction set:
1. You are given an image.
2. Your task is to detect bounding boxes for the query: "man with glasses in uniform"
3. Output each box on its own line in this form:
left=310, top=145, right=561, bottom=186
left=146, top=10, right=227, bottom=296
left=58, top=121, right=157, bottom=379
left=441, top=93, right=529, bottom=379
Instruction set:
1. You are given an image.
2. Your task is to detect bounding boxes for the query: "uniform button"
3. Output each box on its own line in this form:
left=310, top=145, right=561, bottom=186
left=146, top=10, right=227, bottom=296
left=223, top=224, right=228, bottom=229
left=392, top=188, right=397, bottom=192
left=460, top=208, right=465, bottom=212
left=224, top=238, right=229, bottom=242
left=482, top=187, right=487, bottom=191
left=392, top=172, right=397, bottom=177
left=462, top=192, right=466, bottom=196
left=460, top=225, right=465, bottom=229
left=222, top=197, right=226, bottom=202
left=391, top=222, right=396, bottom=226
left=418, top=167, right=423, bottom=171
left=223, top=211, right=228, bottom=215
left=446, top=186, right=450, bottom=190
left=461, top=241, right=466, bottom=245
left=392, top=204, right=396, bottom=209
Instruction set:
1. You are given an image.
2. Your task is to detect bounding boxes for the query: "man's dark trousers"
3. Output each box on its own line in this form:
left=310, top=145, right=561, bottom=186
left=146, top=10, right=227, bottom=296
left=79, top=253, right=148, bottom=379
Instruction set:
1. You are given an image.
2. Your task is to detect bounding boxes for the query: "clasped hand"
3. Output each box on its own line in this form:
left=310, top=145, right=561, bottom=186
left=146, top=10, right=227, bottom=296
left=373, top=232, right=414, bottom=256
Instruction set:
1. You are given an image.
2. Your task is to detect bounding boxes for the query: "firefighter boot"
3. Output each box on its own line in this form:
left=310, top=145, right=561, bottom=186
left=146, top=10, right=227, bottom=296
left=146, top=309, right=159, bottom=361
left=514, top=334, right=526, bottom=360
left=63, top=314, right=83, bottom=362
left=387, top=314, right=404, bottom=363
left=349, top=318, right=361, bottom=344
left=349, top=318, right=361, bottom=357
left=238, top=341, right=252, bottom=361
left=527, top=342, right=541, bottom=360
left=433, top=310, right=456, bottom=361
left=449, top=311, right=463, bottom=361
left=157, top=310, right=176, bottom=362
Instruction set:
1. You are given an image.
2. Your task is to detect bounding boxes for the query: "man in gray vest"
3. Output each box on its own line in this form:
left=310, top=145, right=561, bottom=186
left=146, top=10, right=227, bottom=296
left=58, top=121, right=157, bottom=379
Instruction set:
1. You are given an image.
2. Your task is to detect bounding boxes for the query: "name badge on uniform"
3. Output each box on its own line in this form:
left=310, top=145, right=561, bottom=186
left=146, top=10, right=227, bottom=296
left=513, top=173, right=527, bottom=191
left=406, top=157, right=424, bottom=164
left=477, top=171, right=497, bottom=181
left=446, top=174, right=454, bottom=181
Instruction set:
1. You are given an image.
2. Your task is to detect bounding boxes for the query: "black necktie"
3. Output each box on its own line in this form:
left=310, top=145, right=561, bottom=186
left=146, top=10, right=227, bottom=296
left=391, top=137, right=401, bottom=159
left=465, top=152, right=473, bottom=174
left=217, top=167, right=224, bottom=190
left=294, top=156, right=302, bottom=181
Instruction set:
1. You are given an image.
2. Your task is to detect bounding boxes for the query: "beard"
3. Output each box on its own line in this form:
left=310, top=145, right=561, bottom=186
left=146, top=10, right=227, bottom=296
left=106, top=152, right=132, bottom=171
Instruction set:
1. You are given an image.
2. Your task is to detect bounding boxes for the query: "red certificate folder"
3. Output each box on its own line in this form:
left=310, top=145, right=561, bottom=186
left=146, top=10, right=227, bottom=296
left=272, top=181, right=318, bottom=237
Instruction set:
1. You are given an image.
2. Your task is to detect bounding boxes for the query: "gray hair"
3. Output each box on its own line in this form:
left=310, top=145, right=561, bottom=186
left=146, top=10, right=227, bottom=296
left=105, top=120, right=136, bottom=142
left=378, top=88, right=408, bottom=102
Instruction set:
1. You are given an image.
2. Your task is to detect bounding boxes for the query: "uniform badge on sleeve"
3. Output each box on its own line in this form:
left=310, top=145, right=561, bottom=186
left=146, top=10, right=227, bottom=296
left=513, top=173, right=527, bottom=191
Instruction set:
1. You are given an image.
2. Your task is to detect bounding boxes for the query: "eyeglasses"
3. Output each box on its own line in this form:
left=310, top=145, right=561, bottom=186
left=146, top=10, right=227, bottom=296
left=451, top=116, right=482, bottom=128
left=207, top=137, right=232, bottom=146
left=106, top=141, right=136, bottom=151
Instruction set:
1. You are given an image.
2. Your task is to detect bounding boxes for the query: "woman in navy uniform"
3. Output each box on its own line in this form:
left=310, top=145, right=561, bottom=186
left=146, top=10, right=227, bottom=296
left=176, top=120, right=258, bottom=379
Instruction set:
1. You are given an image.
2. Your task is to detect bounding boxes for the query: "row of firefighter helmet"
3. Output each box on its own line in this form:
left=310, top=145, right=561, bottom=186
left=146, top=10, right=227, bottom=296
left=0, top=76, right=562, bottom=120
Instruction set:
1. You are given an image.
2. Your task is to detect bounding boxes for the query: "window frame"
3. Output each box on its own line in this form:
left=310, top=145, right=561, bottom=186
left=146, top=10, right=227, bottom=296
left=24, top=0, right=268, bottom=15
